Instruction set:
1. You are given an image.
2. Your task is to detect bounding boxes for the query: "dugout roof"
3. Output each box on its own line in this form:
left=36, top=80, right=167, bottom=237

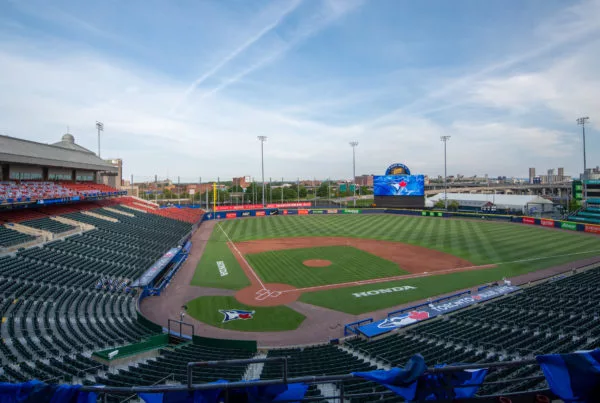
left=0, top=133, right=117, bottom=172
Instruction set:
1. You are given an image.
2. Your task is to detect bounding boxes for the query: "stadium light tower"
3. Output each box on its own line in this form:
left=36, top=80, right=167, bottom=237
left=349, top=141, right=359, bottom=207
left=440, top=136, right=451, bottom=210
left=577, top=117, right=590, bottom=174
left=96, top=121, right=104, bottom=158
left=257, top=136, right=268, bottom=206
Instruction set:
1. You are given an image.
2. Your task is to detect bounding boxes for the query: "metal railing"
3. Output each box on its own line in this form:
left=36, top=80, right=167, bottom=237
left=81, top=356, right=556, bottom=402
left=167, top=318, right=194, bottom=338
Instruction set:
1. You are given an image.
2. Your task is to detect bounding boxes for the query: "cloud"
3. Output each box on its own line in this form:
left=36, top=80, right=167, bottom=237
left=170, top=0, right=302, bottom=114
left=0, top=0, right=598, bottom=182
left=468, top=38, right=600, bottom=125
left=369, top=0, right=600, bottom=125
left=178, top=0, right=364, bottom=105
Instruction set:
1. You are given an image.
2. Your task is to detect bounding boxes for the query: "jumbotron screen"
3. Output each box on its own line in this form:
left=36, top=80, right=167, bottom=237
left=373, top=174, right=425, bottom=196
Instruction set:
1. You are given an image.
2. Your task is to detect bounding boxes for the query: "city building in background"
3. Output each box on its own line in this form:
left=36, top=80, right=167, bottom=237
left=582, top=166, right=600, bottom=181
left=528, top=168, right=536, bottom=184
left=355, top=175, right=373, bottom=187
left=100, top=158, right=122, bottom=188
left=529, top=167, right=570, bottom=184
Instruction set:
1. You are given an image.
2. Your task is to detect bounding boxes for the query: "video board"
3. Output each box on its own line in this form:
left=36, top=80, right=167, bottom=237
left=373, top=174, right=424, bottom=197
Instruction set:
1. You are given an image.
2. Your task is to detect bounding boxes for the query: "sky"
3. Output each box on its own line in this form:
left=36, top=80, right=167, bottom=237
left=0, top=0, right=599, bottom=183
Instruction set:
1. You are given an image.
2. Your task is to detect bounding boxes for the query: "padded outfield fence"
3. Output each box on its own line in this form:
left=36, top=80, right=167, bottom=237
left=204, top=204, right=600, bottom=236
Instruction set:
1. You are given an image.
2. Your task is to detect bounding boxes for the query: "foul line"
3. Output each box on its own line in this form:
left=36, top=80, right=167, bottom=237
left=278, top=264, right=497, bottom=294
left=279, top=249, right=600, bottom=294
left=217, top=222, right=266, bottom=290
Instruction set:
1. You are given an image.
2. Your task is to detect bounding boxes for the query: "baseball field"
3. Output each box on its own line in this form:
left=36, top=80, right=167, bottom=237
left=185, top=214, right=600, bottom=332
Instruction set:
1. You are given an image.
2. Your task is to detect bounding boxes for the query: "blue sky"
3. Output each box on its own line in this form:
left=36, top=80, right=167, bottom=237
left=0, top=0, right=599, bottom=182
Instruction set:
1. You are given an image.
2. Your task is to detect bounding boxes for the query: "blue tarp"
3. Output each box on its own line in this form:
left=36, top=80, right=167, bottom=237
left=353, top=355, right=488, bottom=401
left=537, top=349, right=600, bottom=403
left=0, top=381, right=97, bottom=403
left=139, top=380, right=308, bottom=403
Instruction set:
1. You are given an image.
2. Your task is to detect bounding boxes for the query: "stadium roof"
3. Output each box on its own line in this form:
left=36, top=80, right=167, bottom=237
left=0, top=133, right=117, bottom=172
left=428, top=193, right=552, bottom=209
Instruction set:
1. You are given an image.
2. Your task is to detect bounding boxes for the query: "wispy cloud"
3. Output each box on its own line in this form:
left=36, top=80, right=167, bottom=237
left=170, top=0, right=302, bottom=114
left=183, top=0, right=364, bottom=103
left=6, top=1, right=147, bottom=54
left=368, top=0, right=600, bottom=126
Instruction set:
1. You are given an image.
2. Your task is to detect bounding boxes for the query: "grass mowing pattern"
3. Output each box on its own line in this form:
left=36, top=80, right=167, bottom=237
left=219, top=215, right=600, bottom=267
left=245, top=246, right=407, bottom=288
left=300, top=253, right=579, bottom=314
left=191, top=225, right=250, bottom=290
left=186, top=296, right=305, bottom=332
left=215, top=215, right=600, bottom=313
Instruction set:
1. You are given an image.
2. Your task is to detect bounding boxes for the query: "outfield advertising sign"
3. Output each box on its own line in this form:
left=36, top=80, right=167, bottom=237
left=342, top=209, right=361, bottom=214
left=540, top=219, right=554, bottom=227
left=522, top=217, right=536, bottom=225
left=585, top=225, right=600, bottom=234
left=215, top=202, right=311, bottom=211
left=356, top=285, right=519, bottom=338
left=561, top=222, right=577, bottom=231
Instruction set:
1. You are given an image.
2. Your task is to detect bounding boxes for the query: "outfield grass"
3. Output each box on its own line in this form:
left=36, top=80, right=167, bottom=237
left=219, top=215, right=600, bottom=267
left=213, top=215, right=600, bottom=313
left=245, top=246, right=407, bottom=288
left=191, top=225, right=250, bottom=290
left=299, top=253, right=586, bottom=314
left=186, top=296, right=305, bottom=331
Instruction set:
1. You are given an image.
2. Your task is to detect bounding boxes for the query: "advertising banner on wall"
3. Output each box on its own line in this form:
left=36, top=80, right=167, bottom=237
left=522, top=217, right=536, bottom=225
left=357, top=285, right=519, bottom=338
left=585, top=225, right=600, bottom=234
left=214, top=202, right=311, bottom=211
left=561, top=222, right=577, bottom=231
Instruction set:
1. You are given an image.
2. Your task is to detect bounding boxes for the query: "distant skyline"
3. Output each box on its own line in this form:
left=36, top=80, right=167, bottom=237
left=0, top=0, right=599, bottom=182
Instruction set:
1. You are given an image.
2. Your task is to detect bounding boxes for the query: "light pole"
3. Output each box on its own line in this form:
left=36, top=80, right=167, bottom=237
left=577, top=117, right=590, bottom=202
left=257, top=136, right=267, bottom=206
left=440, top=136, right=451, bottom=210
left=95, top=121, right=104, bottom=158
left=349, top=141, right=358, bottom=207
left=577, top=116, right=590, bottom=174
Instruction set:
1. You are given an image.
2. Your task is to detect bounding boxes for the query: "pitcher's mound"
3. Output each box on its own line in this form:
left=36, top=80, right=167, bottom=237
left=303, top=259, right=332, bottom=267
left=235, top=283, right=300, bottom=307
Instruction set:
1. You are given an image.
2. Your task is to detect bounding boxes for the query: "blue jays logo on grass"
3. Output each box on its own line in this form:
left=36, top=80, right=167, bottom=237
left=219, top=309, right=255, bottom=323
left=377, top=311, right=429, bottom=329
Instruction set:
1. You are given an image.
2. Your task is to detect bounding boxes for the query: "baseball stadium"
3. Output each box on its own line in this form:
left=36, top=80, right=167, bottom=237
left=2, top=1, right=600, bottom=400
left=1, top=134, right=600, bottom=402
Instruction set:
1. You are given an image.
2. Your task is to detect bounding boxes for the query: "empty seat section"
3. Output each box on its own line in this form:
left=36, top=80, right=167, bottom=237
left=0, top=226, right=36, bottom=247
left=20, top=217, right=76, bottom=234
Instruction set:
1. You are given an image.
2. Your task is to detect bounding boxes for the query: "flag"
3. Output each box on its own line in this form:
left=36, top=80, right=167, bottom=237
left=537, top=349, right=600, bottom=403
